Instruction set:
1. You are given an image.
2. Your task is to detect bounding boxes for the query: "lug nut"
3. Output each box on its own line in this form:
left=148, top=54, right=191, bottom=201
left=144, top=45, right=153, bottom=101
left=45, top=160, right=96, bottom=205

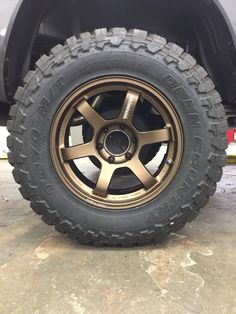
left=97, top=143, right=103, bottom=150
left=132, top=137, right=137, bottom=143
left=120, top=124, right=125, bottom=130
left=108, top=156, right=115, bottom=164
left=103, top=128, right=108, bottom=134
left=125, top=153, right=132, bottom=160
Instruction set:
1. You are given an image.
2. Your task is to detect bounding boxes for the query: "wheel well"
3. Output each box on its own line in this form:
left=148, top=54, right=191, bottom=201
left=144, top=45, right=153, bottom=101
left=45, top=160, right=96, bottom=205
left=4, top=0, right=236, bottom=108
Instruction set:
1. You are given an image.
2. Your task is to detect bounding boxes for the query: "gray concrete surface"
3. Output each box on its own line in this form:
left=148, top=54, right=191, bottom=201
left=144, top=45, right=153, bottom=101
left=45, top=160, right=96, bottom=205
left=0, top=160, right=236, bottom=314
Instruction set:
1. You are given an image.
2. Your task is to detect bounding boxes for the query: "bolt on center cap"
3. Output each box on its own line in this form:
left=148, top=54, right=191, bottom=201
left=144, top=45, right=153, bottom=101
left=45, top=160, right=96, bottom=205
left=105, top=130, right=130, bottom=156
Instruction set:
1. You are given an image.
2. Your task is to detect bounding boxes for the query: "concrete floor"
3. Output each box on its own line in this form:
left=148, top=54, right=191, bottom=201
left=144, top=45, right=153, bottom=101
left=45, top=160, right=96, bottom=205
left=0, top=160, right=236, bottom=314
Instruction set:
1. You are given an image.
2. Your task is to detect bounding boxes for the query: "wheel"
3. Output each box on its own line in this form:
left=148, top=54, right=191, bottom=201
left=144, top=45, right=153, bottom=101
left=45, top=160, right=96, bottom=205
left=7, top=28, right=227, bottom=247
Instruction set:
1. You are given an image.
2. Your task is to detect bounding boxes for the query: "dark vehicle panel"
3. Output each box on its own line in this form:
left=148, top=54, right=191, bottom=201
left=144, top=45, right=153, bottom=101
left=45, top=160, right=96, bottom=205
left=0, top=0, right=236, bottom=108
left=0, top=0, right=22, bottom=103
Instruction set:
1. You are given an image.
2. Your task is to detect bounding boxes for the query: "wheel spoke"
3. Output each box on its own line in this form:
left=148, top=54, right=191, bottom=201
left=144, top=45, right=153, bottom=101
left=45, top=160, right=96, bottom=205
left=138, top=127, right=172, bottom=146
left=128, top=159, right=157, bottom=189
left=75, top=99, right=105, bottom=129
left=119, top=90, right=140, bottom=122
left=93, top=164, right=115, bottom=197
left=61, top=142, right=95, bottom=161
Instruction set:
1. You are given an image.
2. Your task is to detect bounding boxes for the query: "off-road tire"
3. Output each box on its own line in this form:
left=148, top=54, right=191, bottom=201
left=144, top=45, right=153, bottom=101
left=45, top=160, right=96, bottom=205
left=7, top=28, right=227, bottom=246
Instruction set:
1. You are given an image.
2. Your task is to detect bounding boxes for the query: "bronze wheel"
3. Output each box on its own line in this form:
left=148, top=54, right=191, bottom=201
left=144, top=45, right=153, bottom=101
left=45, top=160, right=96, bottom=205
left=50, top=77, right=183, bottom=210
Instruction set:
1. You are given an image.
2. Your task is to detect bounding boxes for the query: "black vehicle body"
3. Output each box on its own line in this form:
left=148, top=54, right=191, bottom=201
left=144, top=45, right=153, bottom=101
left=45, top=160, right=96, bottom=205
left=0, top=0, right=236, bottom=125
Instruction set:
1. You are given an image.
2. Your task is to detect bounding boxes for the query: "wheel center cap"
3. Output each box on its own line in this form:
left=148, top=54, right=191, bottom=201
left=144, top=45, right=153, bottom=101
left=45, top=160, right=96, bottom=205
left=105, top=130, right=130, bottom=156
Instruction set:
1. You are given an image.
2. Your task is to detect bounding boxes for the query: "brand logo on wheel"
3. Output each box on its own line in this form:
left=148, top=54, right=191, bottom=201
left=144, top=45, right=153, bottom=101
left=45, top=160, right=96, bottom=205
left=123, top=95, right=136, bottom=120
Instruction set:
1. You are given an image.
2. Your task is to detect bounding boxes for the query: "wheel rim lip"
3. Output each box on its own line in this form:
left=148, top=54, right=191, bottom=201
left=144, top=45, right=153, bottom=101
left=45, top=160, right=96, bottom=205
left=50, top=76, right=184, bottom=210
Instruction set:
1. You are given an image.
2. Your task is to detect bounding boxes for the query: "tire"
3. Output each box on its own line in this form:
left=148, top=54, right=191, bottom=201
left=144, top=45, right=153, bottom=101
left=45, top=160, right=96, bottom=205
left=7, top=28, right=227, bottom=247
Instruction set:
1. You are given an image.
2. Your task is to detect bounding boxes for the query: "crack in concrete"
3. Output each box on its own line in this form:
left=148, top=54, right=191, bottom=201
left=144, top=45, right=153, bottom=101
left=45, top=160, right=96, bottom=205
left=181, top=249, right=213, bottom=303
